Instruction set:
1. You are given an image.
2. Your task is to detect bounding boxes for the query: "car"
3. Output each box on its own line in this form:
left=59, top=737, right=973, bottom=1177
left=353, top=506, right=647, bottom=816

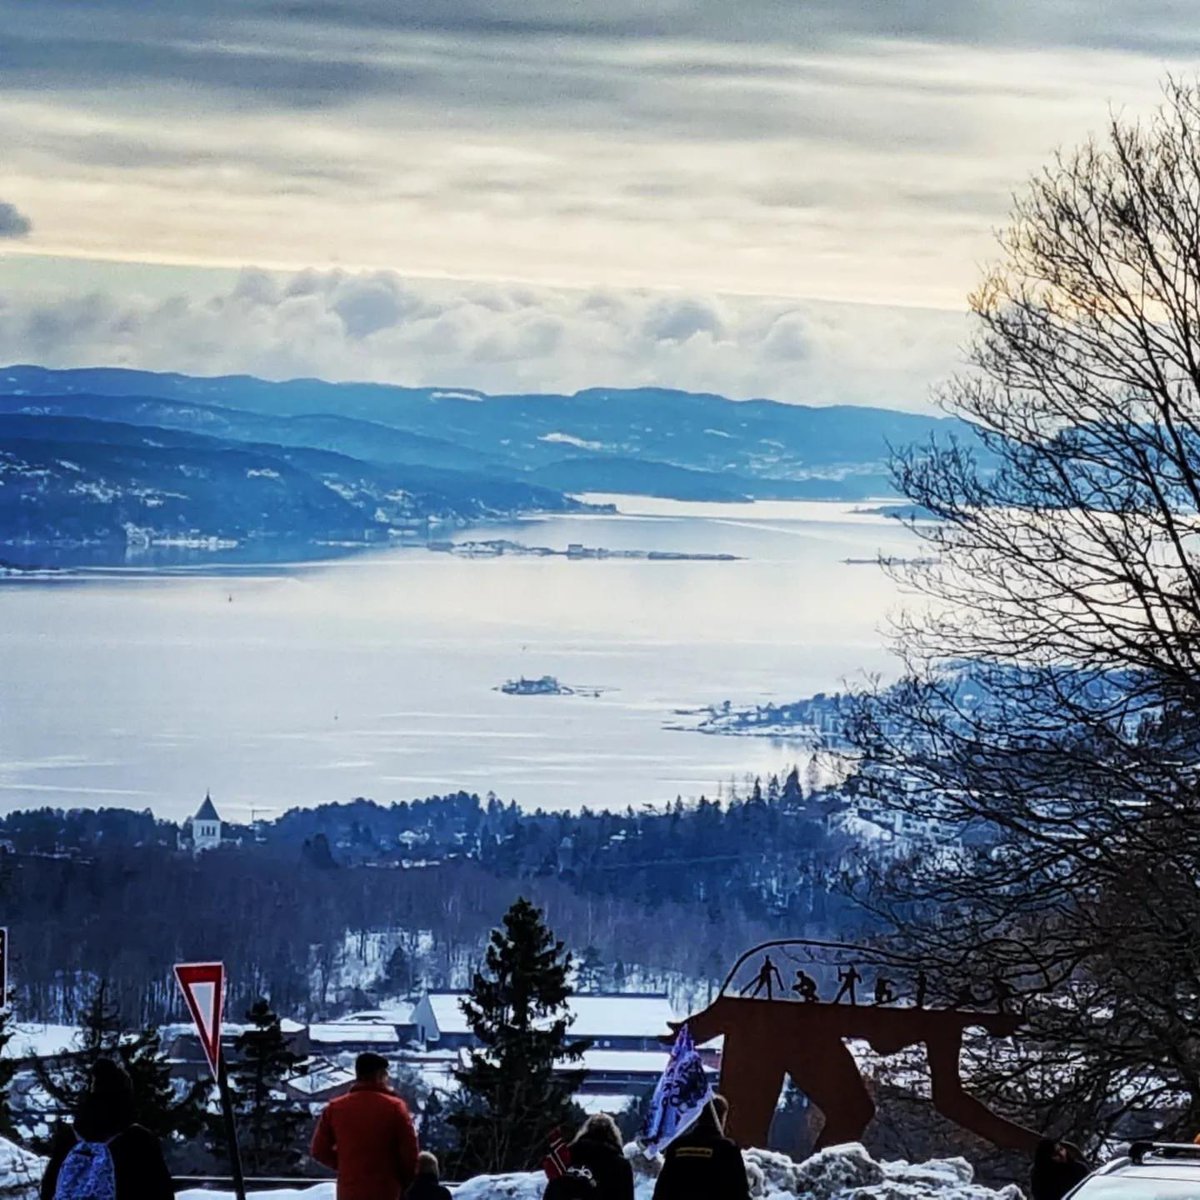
left=1067, top=1141, right=1200, bottom=1198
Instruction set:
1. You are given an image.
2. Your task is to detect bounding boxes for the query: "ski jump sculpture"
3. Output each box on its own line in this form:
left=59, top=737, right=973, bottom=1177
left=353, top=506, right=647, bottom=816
left=668, top=939, right=1040, bottom=1155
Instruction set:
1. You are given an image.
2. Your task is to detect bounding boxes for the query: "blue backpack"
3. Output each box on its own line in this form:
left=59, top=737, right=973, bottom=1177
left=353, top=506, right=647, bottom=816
left=53, top=1134, right=119, bottom=1200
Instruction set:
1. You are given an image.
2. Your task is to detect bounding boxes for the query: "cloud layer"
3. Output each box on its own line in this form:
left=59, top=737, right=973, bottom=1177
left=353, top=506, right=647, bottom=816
left=0, top=268, right=965, bottom=410
left=0, top=0, right=1194, bottom=311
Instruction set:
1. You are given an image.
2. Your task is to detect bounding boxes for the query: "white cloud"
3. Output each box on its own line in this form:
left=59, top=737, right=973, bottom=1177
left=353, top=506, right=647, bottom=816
left=0, top=268, right=966, bottom=410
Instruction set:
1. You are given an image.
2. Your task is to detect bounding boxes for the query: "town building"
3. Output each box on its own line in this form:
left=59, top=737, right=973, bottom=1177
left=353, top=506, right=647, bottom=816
left=411, top=990, right=679, bottom=1053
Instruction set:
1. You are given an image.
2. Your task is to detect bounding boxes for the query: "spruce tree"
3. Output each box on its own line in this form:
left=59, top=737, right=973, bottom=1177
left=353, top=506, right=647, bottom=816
left=226, top=998, right=309, bottom=1175
left=34, top=982, right=208, bottom=1147
left=576, top=946, right=604, bottom=994
left=122, top=1026, right=210, bottom=1139
left=0, top=997, right=16, bottom=1139
left=449, top=897, right=589, bottom=1175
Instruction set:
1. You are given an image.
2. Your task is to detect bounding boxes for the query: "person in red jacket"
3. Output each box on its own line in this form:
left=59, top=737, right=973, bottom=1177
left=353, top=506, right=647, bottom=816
left=311, top=1052, right=420, bottom=1200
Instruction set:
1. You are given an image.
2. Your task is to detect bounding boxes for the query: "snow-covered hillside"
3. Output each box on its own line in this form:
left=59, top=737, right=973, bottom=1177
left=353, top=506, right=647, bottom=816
left=173, top=1143, right=1024, bottom=1200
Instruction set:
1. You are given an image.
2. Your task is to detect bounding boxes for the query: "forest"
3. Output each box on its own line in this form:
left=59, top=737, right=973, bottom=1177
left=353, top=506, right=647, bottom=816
left=0, top=770, right=875, bottom=1024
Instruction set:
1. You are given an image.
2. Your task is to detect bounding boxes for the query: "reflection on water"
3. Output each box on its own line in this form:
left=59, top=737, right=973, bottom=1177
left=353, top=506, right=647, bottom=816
left=0, top=499, right=917, bottom=819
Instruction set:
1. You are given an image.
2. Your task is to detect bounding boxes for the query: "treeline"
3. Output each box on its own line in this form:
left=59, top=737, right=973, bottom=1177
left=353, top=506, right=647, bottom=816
left=2, top=773, right=876, bottom=1023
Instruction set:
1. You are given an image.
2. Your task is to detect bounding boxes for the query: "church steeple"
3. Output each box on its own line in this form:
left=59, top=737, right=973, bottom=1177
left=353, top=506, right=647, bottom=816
left=190, top=791, right=223, bottom=853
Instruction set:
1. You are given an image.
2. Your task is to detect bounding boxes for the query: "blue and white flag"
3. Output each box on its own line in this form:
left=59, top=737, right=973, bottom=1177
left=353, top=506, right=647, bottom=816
left=639, top=1023, right=715, bottom=1156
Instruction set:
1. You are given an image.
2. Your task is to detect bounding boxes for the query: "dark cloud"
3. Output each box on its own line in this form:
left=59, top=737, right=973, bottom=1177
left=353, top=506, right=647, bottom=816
left=2, top=0, right=1197, bottom=119
left=0, top=202, right=31, bottom=239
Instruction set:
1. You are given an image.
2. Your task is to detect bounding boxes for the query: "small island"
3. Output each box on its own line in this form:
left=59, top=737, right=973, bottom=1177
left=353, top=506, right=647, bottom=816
left=665, top=694, right=846, bottom=743
left=428, top=539, right=739, bottom=562
left=497, top=676, right=605, bottom=698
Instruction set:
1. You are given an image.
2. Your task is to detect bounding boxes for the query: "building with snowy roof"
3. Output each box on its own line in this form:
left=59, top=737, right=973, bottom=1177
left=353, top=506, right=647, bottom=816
left=307, top=1022, right=402, bottom=1054
left=412, top=990, right=677, bottom=1052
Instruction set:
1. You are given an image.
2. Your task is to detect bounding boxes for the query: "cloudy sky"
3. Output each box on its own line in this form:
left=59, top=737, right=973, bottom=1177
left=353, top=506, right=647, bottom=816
left=0, top=0, right=1195, bottom=409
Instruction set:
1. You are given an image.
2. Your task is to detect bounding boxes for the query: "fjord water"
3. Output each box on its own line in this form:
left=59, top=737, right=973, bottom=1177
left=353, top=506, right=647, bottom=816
left=0, top=499, right=915, bottom=820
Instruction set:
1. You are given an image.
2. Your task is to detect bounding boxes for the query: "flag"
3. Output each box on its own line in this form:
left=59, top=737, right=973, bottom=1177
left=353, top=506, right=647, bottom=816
left=639, top=1023, right=715, bottom=1156
left=542, top=1127, right=572, bottom=1179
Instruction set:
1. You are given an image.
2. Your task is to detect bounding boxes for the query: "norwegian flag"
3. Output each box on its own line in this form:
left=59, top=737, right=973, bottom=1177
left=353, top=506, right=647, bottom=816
left=542, top=1126, right=573, bottom=1179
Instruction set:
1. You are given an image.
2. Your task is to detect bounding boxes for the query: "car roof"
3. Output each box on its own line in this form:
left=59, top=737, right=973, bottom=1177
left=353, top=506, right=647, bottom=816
left=1095, top=1144, right=1200, bottom=1179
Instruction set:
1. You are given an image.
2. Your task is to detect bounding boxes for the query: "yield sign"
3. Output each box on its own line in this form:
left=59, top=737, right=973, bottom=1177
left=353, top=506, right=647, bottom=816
left=174, top=962, right=225, bottom=1077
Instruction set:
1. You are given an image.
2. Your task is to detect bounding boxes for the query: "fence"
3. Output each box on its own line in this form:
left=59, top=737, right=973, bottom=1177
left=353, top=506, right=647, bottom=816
left=175, top=1179, right=462, bottom=1193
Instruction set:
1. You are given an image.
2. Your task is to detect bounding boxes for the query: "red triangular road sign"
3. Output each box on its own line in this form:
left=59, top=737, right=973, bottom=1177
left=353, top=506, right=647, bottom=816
left=174, top=961, right=225, bottom=1077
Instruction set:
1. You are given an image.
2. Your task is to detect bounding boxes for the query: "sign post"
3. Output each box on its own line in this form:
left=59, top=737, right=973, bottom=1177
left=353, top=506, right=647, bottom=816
left=175, top=962, right=246, bottom=1200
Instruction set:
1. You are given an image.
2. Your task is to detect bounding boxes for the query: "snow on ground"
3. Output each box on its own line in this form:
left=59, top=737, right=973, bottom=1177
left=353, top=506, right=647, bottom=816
left=174, top=1143, right=1025, bottom=1200
left=0, top=1136, right=46, bottom=1198
left=6, top=1024, right=78, bottom=1059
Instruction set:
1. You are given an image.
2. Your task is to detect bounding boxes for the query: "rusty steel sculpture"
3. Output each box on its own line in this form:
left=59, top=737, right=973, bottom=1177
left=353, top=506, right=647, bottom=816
left=667, top=939, right=1040, bottom=1155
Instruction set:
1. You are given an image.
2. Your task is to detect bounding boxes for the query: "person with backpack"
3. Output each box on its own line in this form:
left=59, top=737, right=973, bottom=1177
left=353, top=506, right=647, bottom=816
left=40, top=1058, right=174, bottom=1200
left=311, top=1051, right=420, bottom=1200
left=406, top=1151, right=453, bottom=1200
left=651, top=1094, right=749, bottom=1200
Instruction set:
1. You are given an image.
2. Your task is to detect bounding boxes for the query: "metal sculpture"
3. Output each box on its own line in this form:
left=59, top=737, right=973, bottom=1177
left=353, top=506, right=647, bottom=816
left=666, top=939, right=1040, bottom=1156
left=740, top=955, right=784, bottom=1001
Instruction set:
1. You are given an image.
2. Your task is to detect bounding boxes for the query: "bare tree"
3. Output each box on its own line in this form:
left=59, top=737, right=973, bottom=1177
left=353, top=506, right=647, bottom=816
left=847, top=79, right=1200, bottom=1147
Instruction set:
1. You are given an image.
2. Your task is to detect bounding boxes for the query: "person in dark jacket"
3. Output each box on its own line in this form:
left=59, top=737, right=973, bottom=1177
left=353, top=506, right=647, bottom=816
left=652, top=1094, right=749, bottom=1200
left=40, top=1058, right=174, bottom=1200
left=567, top=1113, right=634, bottom=1200
left=1030, top=1137, right=1091, bottom=1200
left=407, top=1151, right=452, bottom=1200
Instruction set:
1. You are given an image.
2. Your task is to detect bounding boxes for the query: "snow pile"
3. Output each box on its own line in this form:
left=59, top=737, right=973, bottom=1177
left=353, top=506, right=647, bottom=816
left=630, top=1142, right=1021, bottom=1200
left=740, top=1145, right=1021, bottom=1200
left=176, top=1144, right=1025, bottom=1199
left=0, top=1136, right=46, bottom=1198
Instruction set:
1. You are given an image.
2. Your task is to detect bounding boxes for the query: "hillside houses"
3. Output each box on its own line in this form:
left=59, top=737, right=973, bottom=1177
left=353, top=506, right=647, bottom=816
left=9, top=990, right=711, bottom=1134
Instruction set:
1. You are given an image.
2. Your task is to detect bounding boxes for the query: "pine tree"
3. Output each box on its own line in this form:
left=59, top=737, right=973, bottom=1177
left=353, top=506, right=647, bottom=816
left=420, top=1091, right=454, bottom=1157
left=0, top=997, right=16, bottom=1139
left=122, top=1026, right=210, bottom=1139
left=34, top=982, right=209, bottom=1148
left=448, top=897, right=589, bottom=1175
left=381, top=942, right=417, bottom=996
left=226, top=998, right=309, bottom=1175
left=576, top=946, right=604, bottom=994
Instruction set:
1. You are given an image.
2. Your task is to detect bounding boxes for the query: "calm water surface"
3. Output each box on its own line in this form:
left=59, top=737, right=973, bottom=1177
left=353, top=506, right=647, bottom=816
left=0, top=498, right=917, bottom=819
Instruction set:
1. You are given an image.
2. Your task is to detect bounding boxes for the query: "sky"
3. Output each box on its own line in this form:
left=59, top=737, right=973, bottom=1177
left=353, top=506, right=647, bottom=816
left=0, top=0, right=1196, bottom=410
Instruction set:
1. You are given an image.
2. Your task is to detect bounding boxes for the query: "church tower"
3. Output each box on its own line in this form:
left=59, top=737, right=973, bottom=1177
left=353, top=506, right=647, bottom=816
left=191, top=792, right=223, bottom=854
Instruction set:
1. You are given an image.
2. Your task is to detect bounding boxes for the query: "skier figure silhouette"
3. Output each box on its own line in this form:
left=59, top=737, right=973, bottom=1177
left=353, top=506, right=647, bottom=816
left=873, top=976, right=896, bottom=1005
left=741, top=955, right=784, bottom=1000
left=791, top=970, right=819, bottom=1003
left=833, top=964, right=862, bottom=1005
left=915, top=970, right=929, bottom=1009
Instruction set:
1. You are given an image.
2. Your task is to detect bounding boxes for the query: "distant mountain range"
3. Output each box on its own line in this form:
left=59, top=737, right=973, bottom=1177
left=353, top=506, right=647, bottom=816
left=0, top=364, right=976, bottom=562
